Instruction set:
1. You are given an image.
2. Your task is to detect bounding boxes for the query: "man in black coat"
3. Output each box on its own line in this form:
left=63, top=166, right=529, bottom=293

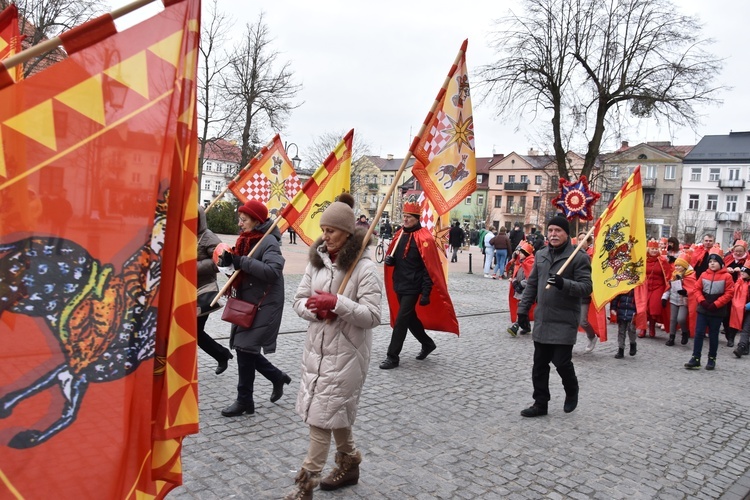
left=448, top=221, right=465, bottom=263
left=508, top=223, right=525, bottom=251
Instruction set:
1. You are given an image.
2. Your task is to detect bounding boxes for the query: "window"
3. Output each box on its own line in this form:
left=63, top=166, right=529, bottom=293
left=533, top=196, right=541, bottom=210
left=645, top=165, right=657, bottom=179
left=611, top=165, right=619, bottom=177
left=661, top=225, right=671, bottom=239
left=214, top=180, right=222, bottom=191
left=465, top=196, right=472, bottom=205
left=644, top=192, right=654, bottom=207
left=382, top=176, right=388, bottom=185
left=662, top=193, right=673, bottom=209
left=747, top=196, right=750, bottom=212
left=729, top=168, right=740, bottom=181
left=664, top=165, right=675, bottom=180
left=520, top=175, right=529, bottom=183
left=508, top=175, right=516, bottom=183
left=709, top=168, right=720, bottom=181
left=550, top=176, right=559, bottom=189
left=204, top=162, right=212, bottom=172
left=477, top=194, right=484, bottom=205
left=519, top=196, right=526, bottom=211
left=477, top=174, right=483, bottom=183
left=203, top=179, right=211, bottom=190
left=506, top=196, right=515, bottom=213
left=494, top=196, right=502, bottom=208
left=707, top=194, right=718, bottom=211
left=727, top=195, right=738, bottom=212
left=690, top=168, right=701, bottom=181
left=688, top=194, right=700, bottom=210
left=535, top=175, right=542, bottom=185
left=496, top=175, right=503, bottom=185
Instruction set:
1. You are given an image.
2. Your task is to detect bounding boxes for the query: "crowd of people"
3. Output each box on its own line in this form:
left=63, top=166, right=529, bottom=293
left=196, top=197, right=750, bottom=498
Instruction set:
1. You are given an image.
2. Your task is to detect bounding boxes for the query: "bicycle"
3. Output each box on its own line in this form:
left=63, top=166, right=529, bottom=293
left=375, top=236, right=391, bottom=263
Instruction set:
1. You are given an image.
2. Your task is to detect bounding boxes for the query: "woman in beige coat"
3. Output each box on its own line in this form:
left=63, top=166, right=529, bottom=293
left=284, top=194, right=382, bottom=500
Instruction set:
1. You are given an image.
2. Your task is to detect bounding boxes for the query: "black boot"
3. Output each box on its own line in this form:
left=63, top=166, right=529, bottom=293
left=734, top=343, right=746, bottom=358
left=681, top=331, right=690, bottom=345
left=215, top=350, right=233, bottom=375
left=563, top=388, right=578, bottom=413
left=629, top=343, right=637, bottom=356
left=221, top=400, right=254, bottom=417
left=727, top=331, right=736, bottom=348
left=271, top=373, right=292, bottom=403
left=614, top=348, right=624, bottom=359
left=665, top=335, right=675, bottom=346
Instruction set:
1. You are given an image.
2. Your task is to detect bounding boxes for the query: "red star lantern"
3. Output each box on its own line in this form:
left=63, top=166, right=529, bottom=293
left=550, top=175, right=601, bottom=221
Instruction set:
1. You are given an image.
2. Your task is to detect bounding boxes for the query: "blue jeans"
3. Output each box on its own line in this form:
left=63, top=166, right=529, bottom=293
left=493, top=249, right=508, bottom=276
left=692, top=313, right=722, bottom=360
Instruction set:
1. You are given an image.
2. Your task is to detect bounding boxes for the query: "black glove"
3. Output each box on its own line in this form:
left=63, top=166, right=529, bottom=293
left=384, top=255, right=395, bottom=266
left=517, top=313, right=531, bottom=332
left=419, top=293, right=430, bottom=306
left=661, top=299, right=668, bottom=308
left=699, top=300, right=710, bottom=310
left=677, top=289, right=688, bottom=297
left=667, top=255, right=676, bottom=264
left=232, top=253, right=242, bottom=269
left=218, top=250, right=233, bottom=267
left=706, top=302, right=718, bottom=312
left=546, top=274, right=564, bottom=290
left=513, top=281, right=525, bottom=294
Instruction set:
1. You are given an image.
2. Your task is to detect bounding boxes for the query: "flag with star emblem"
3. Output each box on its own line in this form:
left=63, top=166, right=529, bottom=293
left=411, top=39, right=476, bottom=215
left=227, top=134, right=301, bottom=220
left=418, top=192, right=450, bottom=280
left=0, top=4, right=24, bottom=83
left=0, top=1, right=199, bottom=498
left=279, top=129, right=353, bottom=245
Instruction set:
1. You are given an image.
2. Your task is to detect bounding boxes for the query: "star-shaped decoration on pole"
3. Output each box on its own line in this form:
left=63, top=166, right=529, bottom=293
left=550, top=175, right=601, bottom=221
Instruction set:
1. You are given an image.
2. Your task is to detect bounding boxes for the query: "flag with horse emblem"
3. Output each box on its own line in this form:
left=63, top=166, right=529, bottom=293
left=226, top=134, right=302, bottom=220
left=591, top=166, right=647, bottom=310
left=279, top=129, right=353, bottom=245
left=411, top=39, right=476, bottom=215
left=0, top=0, right=200, bottom=498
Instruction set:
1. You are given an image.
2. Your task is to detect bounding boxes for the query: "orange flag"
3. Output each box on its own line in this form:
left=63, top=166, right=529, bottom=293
left=226, top=133, right=302, bottom=219
left=418, top=191, right=451, bottom=280
left=0, top=1, right=199, bottom=498
left=279, top=129, right=353, bottom=245
left=411, top=39, right=476, bottom=215
left=0, top=4, right=24, bottom=82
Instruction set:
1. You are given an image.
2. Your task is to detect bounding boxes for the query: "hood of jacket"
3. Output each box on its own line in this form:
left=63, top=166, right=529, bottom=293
left=308, top=227, right=374, bottom=271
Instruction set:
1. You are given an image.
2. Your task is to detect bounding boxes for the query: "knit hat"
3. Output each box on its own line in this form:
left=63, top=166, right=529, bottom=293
left=238, top=200, right=268, bottom=222
left=403, top=201, right=421, bottom=217
left=740, top=266, right=750, bottom=276
left=707, top=249, right=724, bottom=267
left=319, top=193, right=356, bottom=234
left=674, top=255, right=690, bottom=270
left=647, top=239, right=660, bottom=249
left=546, top=215, right=570, bottom=235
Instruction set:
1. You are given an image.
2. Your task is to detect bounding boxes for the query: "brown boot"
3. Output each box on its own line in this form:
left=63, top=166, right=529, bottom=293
left=283, top=468, right=320, bottom=500
left=319, top=450, right=362, bottom=491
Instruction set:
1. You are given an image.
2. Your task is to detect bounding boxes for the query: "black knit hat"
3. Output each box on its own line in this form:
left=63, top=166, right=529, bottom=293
left=546, top=215, right=570, bottom=235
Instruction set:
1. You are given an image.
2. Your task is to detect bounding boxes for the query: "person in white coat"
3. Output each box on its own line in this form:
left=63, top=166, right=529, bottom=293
left=284, top=193, right=382, bottom=500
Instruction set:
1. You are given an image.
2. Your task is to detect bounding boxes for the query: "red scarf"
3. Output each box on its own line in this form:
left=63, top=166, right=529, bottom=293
left=231, top=230, right=264, bottom=291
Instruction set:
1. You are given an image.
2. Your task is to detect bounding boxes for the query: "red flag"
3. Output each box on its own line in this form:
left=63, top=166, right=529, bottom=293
left=279, top=130, right=353, bottom=245
left=411, top=39, right=476, bottom=215
left=227, top=134, right=302, bottom=219
left=0, top=1, right=199, bottom=498
left=0, top=4, right=25, bottom=82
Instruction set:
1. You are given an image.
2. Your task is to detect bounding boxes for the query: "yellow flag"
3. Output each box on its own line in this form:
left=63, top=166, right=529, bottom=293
left=591, top=166, right=647, bottom=309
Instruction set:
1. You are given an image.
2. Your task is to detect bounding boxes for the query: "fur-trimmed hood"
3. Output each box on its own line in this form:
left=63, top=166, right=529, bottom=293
left=309, top=227, right=375, bottom=271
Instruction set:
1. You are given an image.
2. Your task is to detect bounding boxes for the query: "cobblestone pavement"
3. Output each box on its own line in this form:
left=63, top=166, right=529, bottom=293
left=174, top=242, right=750, bottom=499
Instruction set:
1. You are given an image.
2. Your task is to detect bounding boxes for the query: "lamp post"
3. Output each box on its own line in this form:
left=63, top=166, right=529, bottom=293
left=284, top=141, right=302, bottom=170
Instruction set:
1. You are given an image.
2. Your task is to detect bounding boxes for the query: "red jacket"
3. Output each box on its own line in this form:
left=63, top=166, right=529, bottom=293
left=730, top=278, right=750, bottom=330
left=694, top=267, right=734, bottom=317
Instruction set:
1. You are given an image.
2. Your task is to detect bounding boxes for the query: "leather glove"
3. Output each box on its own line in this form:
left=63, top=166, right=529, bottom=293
left=546, top=274, right=564, bottom=290
left=661, top=299, right=668, bottom=308
left=706, top=302, right=718, bottom=312
left=517, top=313, right=531, bottom=332
left=419, top=293, right=430, bottom=306
left=306, top=290, right=338, bottom=315
left=513, top=281, right=525, bottom=294
left=232, top=253, right=242, bottom=269
left=677, top=289, right=688, bottom=297
left=699, top=300, right=709, bottom=309
left=317, top=309, right=339, bottom=321
left=384, top=255, right=395, bottom=266
left=218, top=250, right=234, bottom=267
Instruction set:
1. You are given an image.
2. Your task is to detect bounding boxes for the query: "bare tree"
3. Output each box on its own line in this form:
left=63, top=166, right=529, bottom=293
left=223, top=12, right=302, bottom=168
left=1, top=0, right=107, bottom=76
left=308, top=130, right=372, bottom=198
left=197, top=0, right=237, bottom=186
left=479, top=0, right=723, bottom=180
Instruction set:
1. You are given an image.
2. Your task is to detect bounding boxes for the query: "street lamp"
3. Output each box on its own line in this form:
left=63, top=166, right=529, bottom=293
left=284, top=142, right=302, bottom=170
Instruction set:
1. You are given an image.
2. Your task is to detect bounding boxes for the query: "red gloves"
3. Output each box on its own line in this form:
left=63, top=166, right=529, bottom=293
left=306, top=290, right=338, bottom=320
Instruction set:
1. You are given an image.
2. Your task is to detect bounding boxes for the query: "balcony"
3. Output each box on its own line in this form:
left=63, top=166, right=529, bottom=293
left=504, top=182, right=528, bottom=191
left=642, top=177, right=657, bottom=189
left=715, top=212, right=742, bottom=222
left=506, top=205, right=525, bottom=216
left=367, top=183, right=380, bottom=191
left=718, top=179, right=745, bottom=190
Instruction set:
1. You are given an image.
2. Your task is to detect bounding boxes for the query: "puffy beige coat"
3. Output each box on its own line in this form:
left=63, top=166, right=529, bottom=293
left=293, top=229, right=382, bottom=429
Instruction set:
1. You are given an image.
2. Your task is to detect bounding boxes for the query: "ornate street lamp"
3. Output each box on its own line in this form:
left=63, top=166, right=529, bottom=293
left=284, top=142, right=302, bottom=170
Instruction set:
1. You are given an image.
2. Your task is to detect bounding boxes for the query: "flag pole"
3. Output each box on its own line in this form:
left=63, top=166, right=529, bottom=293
left=1, top=0, right=159, bottom=72
left=205, top=137, right=276, bottom=212
left=210, top=214, right=283, bottom=306
left=336, top=40, right=468, bottom=294
left=544, top=222, right=596, bottom=290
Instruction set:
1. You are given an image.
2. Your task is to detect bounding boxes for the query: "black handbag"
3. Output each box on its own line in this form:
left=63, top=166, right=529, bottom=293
left=197, top=282, right=222, bottom=317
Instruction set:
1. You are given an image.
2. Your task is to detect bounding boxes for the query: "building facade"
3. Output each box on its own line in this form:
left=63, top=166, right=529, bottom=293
left=200, top=139, right=241, bottom=207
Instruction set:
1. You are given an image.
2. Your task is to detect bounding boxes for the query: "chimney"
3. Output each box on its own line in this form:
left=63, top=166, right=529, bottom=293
left=386, top=154, right=394, bottom=160
left=528, top=148, right=537, bottom=156
left=620, top=141, right=629, bottom=149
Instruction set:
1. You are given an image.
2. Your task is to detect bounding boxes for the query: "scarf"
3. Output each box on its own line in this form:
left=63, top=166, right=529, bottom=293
left=400, top=222, right=422, bottom=259
left=231, top=230, right=264, bottom=291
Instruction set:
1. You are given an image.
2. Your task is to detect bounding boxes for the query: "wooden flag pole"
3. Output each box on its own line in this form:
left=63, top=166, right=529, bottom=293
left=1, top=0, right=159, bottom=71
left=210, top=214, right=283, bottom=306
left=544, top=223, right=596, bottom=290
left=336, top=42, right=468, bottom=294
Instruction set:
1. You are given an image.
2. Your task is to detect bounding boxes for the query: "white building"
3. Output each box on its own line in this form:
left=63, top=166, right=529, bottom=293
left=680, top=132, right=750, bottom=248
left=200, top=139, right=241, bottom=207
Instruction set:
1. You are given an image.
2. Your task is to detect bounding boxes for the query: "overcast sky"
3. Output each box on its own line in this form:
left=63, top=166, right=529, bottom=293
left=109, top=0, right=749, bottom=167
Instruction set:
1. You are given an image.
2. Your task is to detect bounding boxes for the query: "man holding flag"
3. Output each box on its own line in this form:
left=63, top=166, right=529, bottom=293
left=517, top=216, right=592, bottom=417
